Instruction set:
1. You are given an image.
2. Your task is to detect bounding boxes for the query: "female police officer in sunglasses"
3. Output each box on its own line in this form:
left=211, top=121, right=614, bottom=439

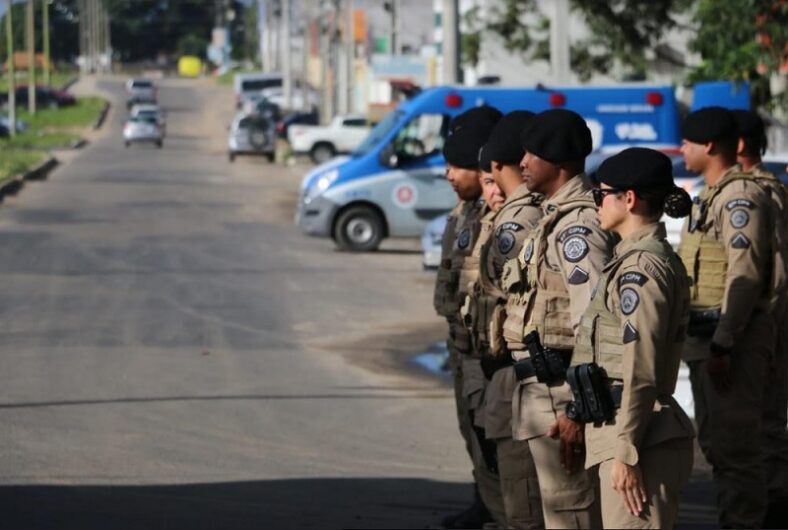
left=552, top=147, right=696, bottom=528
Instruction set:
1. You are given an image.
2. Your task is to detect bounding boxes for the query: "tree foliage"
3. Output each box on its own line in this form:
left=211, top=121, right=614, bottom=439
left=1, top=0, right=81, bottom=64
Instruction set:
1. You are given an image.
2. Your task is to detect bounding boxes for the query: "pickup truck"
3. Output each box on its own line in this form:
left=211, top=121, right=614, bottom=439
left=288, top=114, right=370, bottom=164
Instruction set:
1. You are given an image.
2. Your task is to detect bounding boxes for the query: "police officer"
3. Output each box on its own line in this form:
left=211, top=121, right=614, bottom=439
left=561, top=147, right=695, bottom=528
left=503, top=109, right=616, bottom=529
left=434, top=106, right=505, bottom=528
left=466, top=111, right=546, bottom=528
left=678, top=106, right=779, bottom=528
left=733, top=109, right=788, bottom=527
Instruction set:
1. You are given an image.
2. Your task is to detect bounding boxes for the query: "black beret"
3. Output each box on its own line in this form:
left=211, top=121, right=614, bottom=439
left=520, top=109, right=592, bottom=163
left=486, top=111, right=535, bottom=166
left=681, top=106, right=737, bottom=143
left=732, top=109, right=765, bottom=138
left=478, top=143, right=493, bottom=173
left=449, top=105, right=503, bottom=135
left=443, top=126, right=492, bottom=169
left=596, top=148, right=674, bottom=191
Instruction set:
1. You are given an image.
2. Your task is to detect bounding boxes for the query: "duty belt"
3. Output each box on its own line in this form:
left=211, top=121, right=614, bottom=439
left=513, top=349, right=573, bottom=382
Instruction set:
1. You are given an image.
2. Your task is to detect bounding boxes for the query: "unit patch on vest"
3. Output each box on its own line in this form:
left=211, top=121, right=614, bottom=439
left=726, top=198, right=755, bottom=211
left=496, top=222, right=524, bottom=235
left=623, top=321, right=639, bottom=344
left=557, top=225, right=592, bottom=243
left=523, top=239, right=535, bottom=262
left=731, top=233, right=751, bottom=249
left=620, top=288, right=640, bottom=315
left=619, top=272, right=649, bottom=287
left=457, top=228, right=472, bottom=250
left=567, top=266, right=589, bottom=285
left=563, top=236, right=589, bottom=263
left=730, top=209, right=750, bottom=229
left=498, top=231, right=516, bottom=255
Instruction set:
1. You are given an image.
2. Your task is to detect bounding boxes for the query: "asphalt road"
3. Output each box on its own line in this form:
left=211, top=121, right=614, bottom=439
left=0, top=77, right=716, bottom=529
left=0, top=78, right=469, bottom=529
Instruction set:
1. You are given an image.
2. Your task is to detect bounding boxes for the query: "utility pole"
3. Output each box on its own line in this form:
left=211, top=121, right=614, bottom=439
left=441, top=0, right=459, bottom=84
left=301, top=1, right=310, bottom=112
left=550, top=0, right=570, bottom=83
left=26, top=0, right=36, bottom=114
left=282, top=0, right=292, bottom=110
left=5, top=0, right=16, bottom=138
left=43, top=0, right=51, bottom=86
left=319, top=2, right=330, bottom=123
left=344, top=0, right=353, bottom=113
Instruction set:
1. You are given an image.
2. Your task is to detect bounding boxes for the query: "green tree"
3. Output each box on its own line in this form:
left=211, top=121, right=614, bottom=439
left=688, top=0, right=788, bottom=109
left=1, top=0, right=80, bottom=64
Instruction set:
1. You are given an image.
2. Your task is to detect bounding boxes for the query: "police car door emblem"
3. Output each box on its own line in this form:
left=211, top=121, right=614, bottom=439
left=730, top=209, right=749, bottom=229
left=620, top=288, right=639, bottom=315
left=563, top=236, right=589, bottom=263
left=457, top=228, right=471, bottom=249
left=498, top=231, right=516, bottom=255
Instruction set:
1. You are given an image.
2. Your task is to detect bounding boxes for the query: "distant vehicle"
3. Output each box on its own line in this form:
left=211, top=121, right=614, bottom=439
left=227, top=111, right=277, bottom=163
left=126, top=78, right=157, bottom=109
left=276, top=109, right=319, bottom=140
left=233, top=72, right=282, bottom=109
left=123, top=114, right=163, bottom=148
left=0, top=114, right=28, bottom=137
left=421, top=213, right=448, bottom=269
left=288, top=114, right=370, bottom=164
left=257, top=83, right=320, bottom=112
left=129, top=103, right=166, bottom=134
left=1, top=85, right=76, bottom=108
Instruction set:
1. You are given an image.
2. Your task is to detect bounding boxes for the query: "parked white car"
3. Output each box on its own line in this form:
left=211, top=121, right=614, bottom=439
left=288, top=114, right=370, bottom=164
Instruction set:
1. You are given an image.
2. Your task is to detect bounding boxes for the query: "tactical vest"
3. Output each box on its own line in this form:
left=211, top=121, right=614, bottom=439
left=574, top=239, right=672, bottom=380
left=677, top=170, right=786, bottom=311
left=461, top=213, right=498, bottom=355
left=502, top=196, right=596, bottom=352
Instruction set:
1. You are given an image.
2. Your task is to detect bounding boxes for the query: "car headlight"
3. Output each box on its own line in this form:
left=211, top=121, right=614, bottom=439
left=305, top=169, right=339, bottom=201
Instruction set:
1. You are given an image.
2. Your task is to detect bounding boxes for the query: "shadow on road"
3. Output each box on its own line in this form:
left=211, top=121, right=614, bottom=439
left=0, top=477, right=469, bottom=529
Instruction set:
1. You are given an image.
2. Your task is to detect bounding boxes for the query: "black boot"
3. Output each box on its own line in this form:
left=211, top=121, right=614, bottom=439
left=440, top=486, right=493, bottom=529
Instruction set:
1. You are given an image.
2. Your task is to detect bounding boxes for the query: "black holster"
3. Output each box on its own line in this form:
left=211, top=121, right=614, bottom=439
left=565, top=363, right=617, bottom=423
left=524, top=330, right=571, bottom=385
left=687, top=308, right=720, bottom=338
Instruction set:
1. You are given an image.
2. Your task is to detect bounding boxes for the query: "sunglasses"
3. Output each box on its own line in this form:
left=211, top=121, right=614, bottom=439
left=591, top=187, right=626, bottom=207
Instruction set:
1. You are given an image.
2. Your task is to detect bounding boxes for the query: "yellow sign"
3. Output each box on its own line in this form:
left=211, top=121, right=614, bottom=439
left=178, top=56, right=202, bottom=78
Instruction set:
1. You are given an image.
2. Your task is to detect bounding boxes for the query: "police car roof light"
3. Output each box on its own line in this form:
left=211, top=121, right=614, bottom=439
left=646, top=92, right=664, bottom=106
left=445, top=93, right=463, bottom=108
left=549, top=92, right=566, bottom=107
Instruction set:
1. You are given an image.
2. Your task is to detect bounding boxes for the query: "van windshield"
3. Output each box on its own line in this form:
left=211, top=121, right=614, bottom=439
left=242, top=79, right=282, bottom=92
left=352, top=110, right=402, bottom=157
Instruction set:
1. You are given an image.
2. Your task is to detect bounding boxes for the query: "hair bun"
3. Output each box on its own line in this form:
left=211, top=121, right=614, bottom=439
left=664, top=187, right=692, bottom=218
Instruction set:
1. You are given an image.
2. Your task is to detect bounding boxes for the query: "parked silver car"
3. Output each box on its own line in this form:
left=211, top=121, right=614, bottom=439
left=126, top=78, right=157, bottom=110
left=227, top=111, right=276, bottom=163
left=123, top=114, right=163, bottom=148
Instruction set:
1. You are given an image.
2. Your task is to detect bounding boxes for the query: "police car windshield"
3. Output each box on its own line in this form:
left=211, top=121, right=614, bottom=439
left=352, top=110, right=403, bottom=157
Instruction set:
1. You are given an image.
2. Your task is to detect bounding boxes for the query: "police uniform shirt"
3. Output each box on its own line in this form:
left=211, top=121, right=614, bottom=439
left=488, top=184, right=543, bottom=286
left=583, top=223, right=695, bottom=467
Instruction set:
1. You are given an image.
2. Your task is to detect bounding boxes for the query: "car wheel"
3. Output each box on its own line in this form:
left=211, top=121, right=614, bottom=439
left=334, top=206, right=384, bottom=252
left=264, top=152, right=275, bottom=163
left=229, top=152, right=236, bottom=163
left=156, top=140, right=163, bottom=148
left=310, top=143, right=335, bottom=165
left=125, top=141, right=130, bottom=147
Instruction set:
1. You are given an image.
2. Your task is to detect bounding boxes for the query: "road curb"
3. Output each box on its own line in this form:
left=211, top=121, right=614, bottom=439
left=93, top=100, right=111, bottom=130
left=0, top=156, right=59, bottom=202
left=72, top=138, right=88, bottom=149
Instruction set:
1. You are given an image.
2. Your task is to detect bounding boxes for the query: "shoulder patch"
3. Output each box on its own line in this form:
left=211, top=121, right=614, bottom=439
left=497, top=230, right=517, bottom=255
left=619, top=288, right=640, bottom=315
left=643, top=260, right=667, bottom=285
left=726, top=198, right=755, bottom=211
left=523, top=239, right=535, bottom=262
left=730, top=233, right=751, bottom=249
left=562, top=236, right=589, bottom=263
left=496, top=222, right=524, bottom=235
left=619, top=271, right=649, bottom=287
left=457, top=228, right=472, bottom=250
left=557, top=225, right=592, bottom=243
left=623, top=321, right=639, bottom=344
left=567, top=266, right=589, bottom=285
left=729, top=209, right=750, bottom=229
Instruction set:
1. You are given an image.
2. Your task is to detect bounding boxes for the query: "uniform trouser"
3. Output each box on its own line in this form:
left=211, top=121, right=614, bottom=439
left=513, top=380, right=601, bottom=529
left=762, top=301, right=788, bottom=504
left=686, top=312, right=773, bottom=528
left=495, top=437, right=545, bottom=529
left=597, top=438, right=693, bottom=529
left=449, top=341, right=506, bottom=526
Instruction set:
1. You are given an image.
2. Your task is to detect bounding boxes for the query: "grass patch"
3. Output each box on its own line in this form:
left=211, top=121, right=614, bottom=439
left=215, top=68, right=262, bottom=86
left=2, top=131, right=80, bottom=149
left=1, top=96, right=104, bottom=150
left=0, top=150, right=47, bottom=183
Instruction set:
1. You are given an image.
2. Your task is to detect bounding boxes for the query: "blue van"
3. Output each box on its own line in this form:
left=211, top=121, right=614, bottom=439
left=296, top=84, right=682, bottom=251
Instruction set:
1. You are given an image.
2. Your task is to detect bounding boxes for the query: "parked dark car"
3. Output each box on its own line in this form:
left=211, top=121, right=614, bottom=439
left=1, top=85, right=76, bottom=108
left=276, top=109, right=319, bottom=139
